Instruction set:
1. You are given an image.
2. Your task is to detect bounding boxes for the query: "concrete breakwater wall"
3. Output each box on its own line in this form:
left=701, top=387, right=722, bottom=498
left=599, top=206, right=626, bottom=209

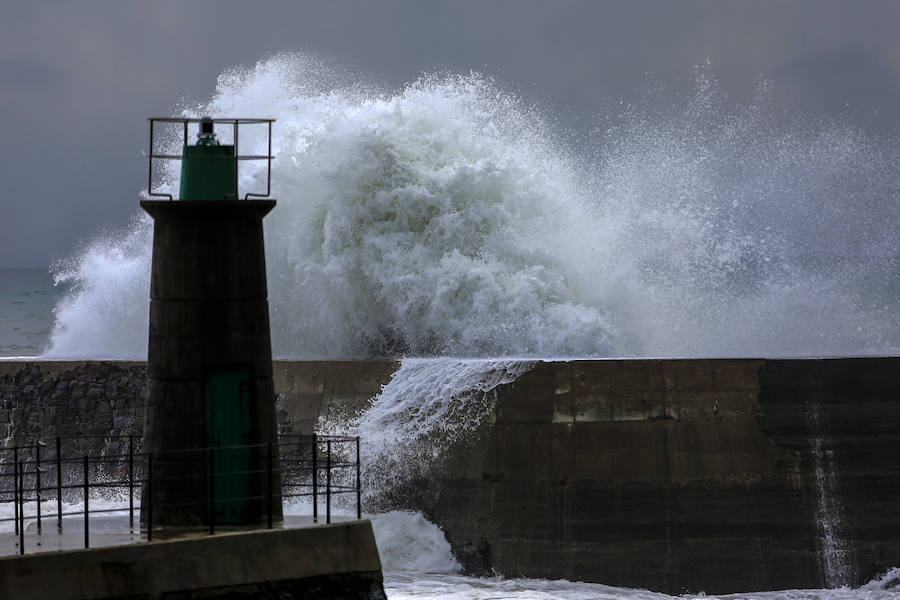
left=1, top=357, right=898, bottom=594
left=400, top=358, right=900, bottom=593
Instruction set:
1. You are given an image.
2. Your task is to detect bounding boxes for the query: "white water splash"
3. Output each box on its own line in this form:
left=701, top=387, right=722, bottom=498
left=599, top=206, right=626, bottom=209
left=319, top=358, right=534, bottom=506
left=43, top=53, right=900, bottom=360
left=47, top=215, right=150, bottom=359
left=370, top=510, right=461, bottom=574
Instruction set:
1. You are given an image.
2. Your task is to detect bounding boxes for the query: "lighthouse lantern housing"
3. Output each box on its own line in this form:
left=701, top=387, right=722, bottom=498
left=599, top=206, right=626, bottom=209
left=146, top=116, right=274, bottom=201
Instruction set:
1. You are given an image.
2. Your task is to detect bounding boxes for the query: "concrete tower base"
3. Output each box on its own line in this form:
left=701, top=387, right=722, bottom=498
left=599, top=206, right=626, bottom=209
left=140, top=200, right=280, bottom=527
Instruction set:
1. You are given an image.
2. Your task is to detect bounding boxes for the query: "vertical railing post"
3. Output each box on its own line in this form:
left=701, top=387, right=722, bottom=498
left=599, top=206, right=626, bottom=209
left=326, top=439, right=332, bottom=525
left=13, top=450, right=19, bottom=536
left=13, top=447, right=19, bottom=536
left=266, top=442, right=273, bottom=529
left=83, top=455, right=89, bottom=549
left=56, top=436, right=62, bottom=531
left=356, top=436, right=362, bottom=520
left=147, top=453, right=153, bottom=542
left=208, top=447, right=215, bottom=535
left=233, top=121, right=239, bottom=199
left=18, top=461, right=24, bottom=555
left=35, top=442, right=42, bottom=534
left=202, top=448, right=209, bottom=525
left=311, top=434, right=318, bottom=524
left=128, top=435, right=134, bottom=531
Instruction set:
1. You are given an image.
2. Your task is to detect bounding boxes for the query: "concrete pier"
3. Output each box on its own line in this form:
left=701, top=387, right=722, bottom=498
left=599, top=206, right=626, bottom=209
left=0, top=520, right=385, bottom=599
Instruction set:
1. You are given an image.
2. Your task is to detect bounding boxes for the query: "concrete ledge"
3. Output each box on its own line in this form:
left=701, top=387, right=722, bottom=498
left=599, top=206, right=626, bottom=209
left=0, top=521, right=385, bottom=600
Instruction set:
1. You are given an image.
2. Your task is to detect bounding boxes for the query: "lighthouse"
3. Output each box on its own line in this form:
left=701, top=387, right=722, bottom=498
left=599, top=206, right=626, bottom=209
left=140, top=117, right=279, bottom=528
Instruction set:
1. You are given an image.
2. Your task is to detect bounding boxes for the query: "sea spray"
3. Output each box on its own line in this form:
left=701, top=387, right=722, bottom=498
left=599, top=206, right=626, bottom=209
left=46, top=57, right=615, bottom=359
left=48, top=215, right=151, bottom=358
left=318, top=358, right=534, bottom=507
left=588, top=75, right=900, bottom=358
left=44, top=53, right=900, bottom=359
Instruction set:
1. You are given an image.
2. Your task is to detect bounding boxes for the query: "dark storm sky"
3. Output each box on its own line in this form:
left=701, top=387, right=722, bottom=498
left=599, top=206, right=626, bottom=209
left=1, top=0, right=899, bottom=268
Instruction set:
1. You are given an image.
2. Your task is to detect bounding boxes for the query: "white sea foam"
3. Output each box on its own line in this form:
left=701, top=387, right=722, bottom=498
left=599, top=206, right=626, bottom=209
left=370, top=510, right=460, bottom=574
left=384, top=556, right=900, bottom=600
left=42, top=53, right=900, bottom=359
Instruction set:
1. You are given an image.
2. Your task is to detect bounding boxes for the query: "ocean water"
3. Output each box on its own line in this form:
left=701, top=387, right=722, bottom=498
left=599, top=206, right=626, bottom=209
left=0, top=268, right=67, bottom=357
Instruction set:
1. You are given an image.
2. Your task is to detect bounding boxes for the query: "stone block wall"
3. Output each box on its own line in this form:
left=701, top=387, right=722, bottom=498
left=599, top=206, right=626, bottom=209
left=0, top=361, right=146, bottom=467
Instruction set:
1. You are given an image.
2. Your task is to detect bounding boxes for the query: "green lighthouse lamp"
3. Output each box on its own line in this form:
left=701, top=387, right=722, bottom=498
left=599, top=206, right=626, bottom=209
left=179, top=117, right=238, bottom=201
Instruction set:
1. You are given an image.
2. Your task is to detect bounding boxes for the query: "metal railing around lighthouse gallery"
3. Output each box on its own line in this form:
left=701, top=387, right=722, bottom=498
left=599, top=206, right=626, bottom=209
left=0, top=433, right=362, bottom=555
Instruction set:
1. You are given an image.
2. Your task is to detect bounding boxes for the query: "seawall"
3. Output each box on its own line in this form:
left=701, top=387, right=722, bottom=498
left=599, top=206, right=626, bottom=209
left=1, top=357, right=898, bottom=594
left=403, top=358, right=900, bottom=593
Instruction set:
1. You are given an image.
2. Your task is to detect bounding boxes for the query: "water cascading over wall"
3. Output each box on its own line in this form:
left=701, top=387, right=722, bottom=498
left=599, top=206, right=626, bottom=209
left=807, top=401, right=858, bottom=587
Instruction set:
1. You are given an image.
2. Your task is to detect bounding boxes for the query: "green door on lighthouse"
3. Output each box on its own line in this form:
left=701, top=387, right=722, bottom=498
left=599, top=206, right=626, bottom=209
left=205, top=368, right=252, bottom=523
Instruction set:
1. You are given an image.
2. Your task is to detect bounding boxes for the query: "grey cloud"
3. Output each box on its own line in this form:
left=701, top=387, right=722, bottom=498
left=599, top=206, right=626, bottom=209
left=0, top=58, right=62, bottom=91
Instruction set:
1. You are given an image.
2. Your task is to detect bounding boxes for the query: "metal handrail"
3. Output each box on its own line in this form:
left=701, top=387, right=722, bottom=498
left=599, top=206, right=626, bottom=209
left=146, top=117, right=275, bottom=201
left=1, top=433, right=362, bottom=556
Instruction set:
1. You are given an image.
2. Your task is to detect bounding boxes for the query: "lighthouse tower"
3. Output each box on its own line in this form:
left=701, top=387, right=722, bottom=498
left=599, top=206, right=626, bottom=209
left=140, top=117, right=279, bottom=528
